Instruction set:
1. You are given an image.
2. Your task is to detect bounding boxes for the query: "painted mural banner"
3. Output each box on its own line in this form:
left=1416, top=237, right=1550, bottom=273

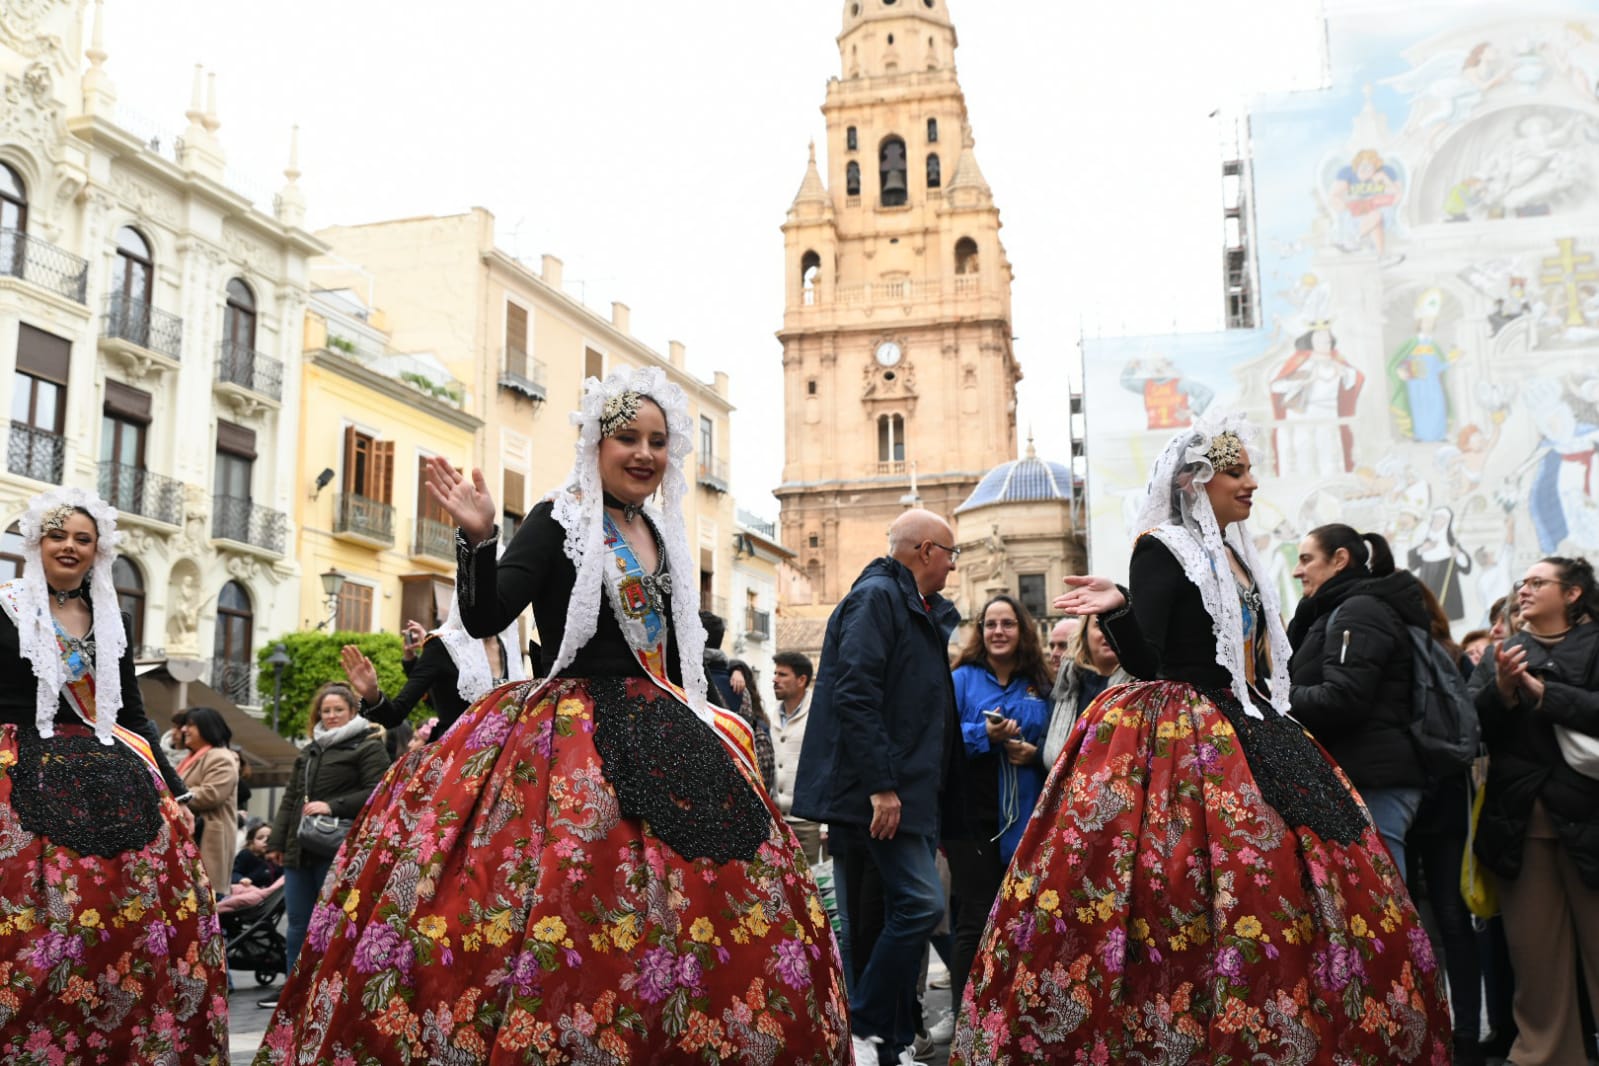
left=1083, top=3, right=1599, bottom=630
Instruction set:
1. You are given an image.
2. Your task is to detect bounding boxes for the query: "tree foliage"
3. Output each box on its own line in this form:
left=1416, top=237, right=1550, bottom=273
left=255, top=630, right=410, bottom=739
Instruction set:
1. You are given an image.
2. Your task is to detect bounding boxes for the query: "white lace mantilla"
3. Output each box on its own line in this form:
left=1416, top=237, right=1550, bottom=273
left=1133, top=414, right=1292, bottom=720
left=542, top=366, right=711, bottom=716
left=6, top=486, right=128, bottom=744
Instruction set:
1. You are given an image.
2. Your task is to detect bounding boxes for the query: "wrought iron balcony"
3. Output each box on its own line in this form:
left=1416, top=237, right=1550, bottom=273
left=413, top=516, right=454, bottom=561
left=0, top=228, right=89, bottom=304
left=6, top=422, right=64, bottom=483
left=97, top=461, right=183, bottom=525
left=216, top=339, right=283, bottom=401
left=211, top=659, right=256, bottom=706
left=334, top=493, right=395, bottom=546
left=744, top=608, right=771, bottom=642
left=697, top=456, right=729, bottom=493
left=103, top=292, right=183, bottom=361
left=212, top=495, right=286, bottom=554
left=736, top=508, right=777, bottom=539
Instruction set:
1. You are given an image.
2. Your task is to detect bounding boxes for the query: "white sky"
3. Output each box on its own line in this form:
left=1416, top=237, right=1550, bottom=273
left=102, top=0, right=1328, bottom=520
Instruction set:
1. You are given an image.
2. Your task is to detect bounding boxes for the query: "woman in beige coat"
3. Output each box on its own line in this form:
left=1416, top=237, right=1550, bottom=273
left=175, top=705, right=239, bottom=896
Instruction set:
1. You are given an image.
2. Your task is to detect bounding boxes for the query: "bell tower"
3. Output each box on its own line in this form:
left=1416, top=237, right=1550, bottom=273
left=777, top=0, right=1019, bottom=612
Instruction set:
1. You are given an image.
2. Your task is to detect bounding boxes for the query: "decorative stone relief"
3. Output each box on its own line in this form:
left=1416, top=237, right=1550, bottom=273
left=166, top=561, right=202, bottom=658
left=0, top=0, right=55, bottom=44
left=0, top=62, right=67, bottom=162
left=224, top=553, right=262, bottom=582
left=223, top=225, right=273, bottom=276
left=107, top=164, right=180, bottom=225
left=180, top=485, right=211, bottom=558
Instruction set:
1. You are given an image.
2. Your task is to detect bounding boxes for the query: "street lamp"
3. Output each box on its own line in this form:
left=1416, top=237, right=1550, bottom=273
left=265, top=642, right=291, bottom=819
left=315, top=568, right=345, bottom=630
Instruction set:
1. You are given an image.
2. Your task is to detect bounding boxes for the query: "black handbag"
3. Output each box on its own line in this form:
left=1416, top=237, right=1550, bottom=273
left=296, top=813, right=353, bottom=859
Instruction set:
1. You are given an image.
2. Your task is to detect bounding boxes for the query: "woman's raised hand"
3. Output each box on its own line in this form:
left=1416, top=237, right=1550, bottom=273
left=425, top=456, right=495, bottom=545
left=1052, top=574, right=1127, bottom=616
left=339, top=645, right=381, bottom=704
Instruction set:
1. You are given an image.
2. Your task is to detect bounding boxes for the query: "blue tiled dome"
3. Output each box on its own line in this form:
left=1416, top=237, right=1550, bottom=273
left=956, top=447, right=1074, bottom=514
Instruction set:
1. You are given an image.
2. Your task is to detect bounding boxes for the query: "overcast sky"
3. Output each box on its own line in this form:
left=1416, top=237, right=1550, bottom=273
left=103, top=0, right=1333, bottom=518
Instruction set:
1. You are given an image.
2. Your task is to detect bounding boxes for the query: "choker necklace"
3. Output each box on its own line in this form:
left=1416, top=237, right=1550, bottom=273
left=603, top=491, right=644, bottom=522
left=49, top=584, right=87, bottom=607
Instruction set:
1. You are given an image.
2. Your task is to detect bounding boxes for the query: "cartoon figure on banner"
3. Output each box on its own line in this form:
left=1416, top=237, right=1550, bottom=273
left=1118, top=355, right=1215, bottom=431
left=1268, top=322, right=1364, bottom=477
left=1388, top=288, right=1460, bottom=442
left=1408, top=505, right=1473, bottom=622
left=1488, top=277, right=1531, bottom=335
left=1328, top=149, right=1404, bottom=259
left=1516, top=378, right=1599, bottom=553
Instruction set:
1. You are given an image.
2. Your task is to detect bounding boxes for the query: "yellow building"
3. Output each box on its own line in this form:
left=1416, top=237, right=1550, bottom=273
left=309, top=210, right=739, bottom=645
left=293, top=290, right=481, bottom=638
left=777, top=0, right=1020, bottom=616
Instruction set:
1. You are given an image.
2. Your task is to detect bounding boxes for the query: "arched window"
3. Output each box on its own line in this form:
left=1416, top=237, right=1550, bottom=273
left=926, top=154, right=941, bottom=189
left=113, top=557, right=145, bottom=650
left=879, top=137, right=908, bottom=207
left=955, top=236, right=980, bottom=275
left=877, top=413, right=906, bottom=464
left=112, top=227, right=154, bottom=347
left=212, top=580, right=254, bottom=703
left=0, top=163, right=26, bottom=235
left=926, top=118, right=939, bottom=143
left=846, top=161, right=861, bottom=197
left=800, top=250, right=821, bottom=304
left=1, top=522, right=22, bottom=580
left=224, top=278, right=256, bottom=351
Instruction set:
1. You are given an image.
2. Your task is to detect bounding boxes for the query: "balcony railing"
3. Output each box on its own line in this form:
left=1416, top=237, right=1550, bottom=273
left=744, top=608, right=771, bottom=642
left=211, top=659, right=255, bottom=706
left=0, top=228, right=88, bottom=304
left=413, top=516, right=454, bottom=560
left=334, top=493, right=395, bottom=545
left=498, top=352, right=548, bottom=403
left=104, top=292, right=183, bottom=361
left=874, top=460, right=906, bottom=475
left=212, top=495, right=286, bottom=554
left=736, top=508, right=777, bottom=539
left=216, top=339, right=283, bottom=400
left=697, top=456, right=729, bottom=493
left=7, top=422, right=64, bottom=483
left=97, top=461, right=183, bottom=525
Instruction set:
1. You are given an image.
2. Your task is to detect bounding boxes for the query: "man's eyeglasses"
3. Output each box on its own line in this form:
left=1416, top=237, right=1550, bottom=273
left=919, top=541, right=961, bottom=560
left=1513, top=576, right=1568, bottom=595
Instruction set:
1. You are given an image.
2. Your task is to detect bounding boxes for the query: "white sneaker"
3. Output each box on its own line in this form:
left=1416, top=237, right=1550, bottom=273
left=926, top=1008, right=955, bottom=1043
left=926, top=957, right=951, bottom=990
left=894, top=1046, right=920, bottom=1066
left=851, top=1033, right=882, bottom=1066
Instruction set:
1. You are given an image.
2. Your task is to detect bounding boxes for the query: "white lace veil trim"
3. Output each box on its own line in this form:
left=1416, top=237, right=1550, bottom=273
left=11, top=487, right=127, bottom=744
left=434, top=577, right=528, bottom=704
left=1131, top=414, right=1292, bottom=720
left=542, top=366, right=711, bottom=714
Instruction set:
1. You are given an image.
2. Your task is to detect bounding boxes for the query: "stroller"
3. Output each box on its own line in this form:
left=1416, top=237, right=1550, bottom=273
left=219, top=882, right=288, bottom=987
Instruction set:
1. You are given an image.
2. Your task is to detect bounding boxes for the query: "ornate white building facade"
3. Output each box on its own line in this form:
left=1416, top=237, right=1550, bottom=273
left=0, top=0, right=321, bottom=703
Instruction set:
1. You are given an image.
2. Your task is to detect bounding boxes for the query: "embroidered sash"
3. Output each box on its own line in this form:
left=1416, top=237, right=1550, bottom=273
left=598, top=514, right=757, bottom=774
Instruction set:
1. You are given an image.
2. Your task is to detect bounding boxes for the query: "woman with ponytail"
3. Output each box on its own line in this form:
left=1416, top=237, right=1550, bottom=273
left=1286, top=523, right=1432, bottom=879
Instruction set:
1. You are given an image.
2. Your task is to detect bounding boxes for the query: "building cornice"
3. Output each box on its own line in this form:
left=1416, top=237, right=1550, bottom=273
left=481, top=248, right=733, bottom=414
left=308, top=349, right=484, bottom=433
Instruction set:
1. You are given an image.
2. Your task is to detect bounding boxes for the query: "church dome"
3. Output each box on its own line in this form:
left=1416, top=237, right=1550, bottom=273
left=956, top=445, right=1075, bottom=514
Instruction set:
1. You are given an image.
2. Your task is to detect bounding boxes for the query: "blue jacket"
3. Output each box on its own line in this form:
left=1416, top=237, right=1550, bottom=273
left=951, top=664, right=1051, bottom=864
left=792, top=556, right=963, bottom=839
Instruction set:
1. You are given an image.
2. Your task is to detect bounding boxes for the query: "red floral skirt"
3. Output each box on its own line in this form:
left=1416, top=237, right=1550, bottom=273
left=0, top=722, right=229, bottom=1065
left=254, top=676, right=849, bottom=1065
left=950, top=682, right=1452, bottom=1066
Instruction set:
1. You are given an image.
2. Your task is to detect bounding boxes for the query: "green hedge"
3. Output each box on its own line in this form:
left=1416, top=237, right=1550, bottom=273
left=254, top=630, right=415, bottom=739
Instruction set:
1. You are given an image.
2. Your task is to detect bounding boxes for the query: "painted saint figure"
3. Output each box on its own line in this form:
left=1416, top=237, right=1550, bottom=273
left=1268, top=324, right=1365, bottom=477
left=1388, top=288, right=1459, bottom=442
left=1407, top=506, right=1474, bottom=621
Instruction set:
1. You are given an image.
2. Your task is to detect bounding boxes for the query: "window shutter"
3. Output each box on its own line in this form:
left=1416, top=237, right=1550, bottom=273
left=505, top=303, right=528, bottom=377
left=502, top=468, right=526, bottom=517
left=216, top=420, right=256, bottom=459
left=103, top=379, right=152, bottom=422
left=374, top=440, right=395, bottom=505
left=342, top=425, right=359, bottom=493
left=17, top=324, right=71, bottom=384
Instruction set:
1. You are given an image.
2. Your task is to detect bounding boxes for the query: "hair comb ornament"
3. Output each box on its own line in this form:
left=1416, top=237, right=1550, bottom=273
left=600, top=391, right=643, bottom=438
left=1205, top=430, right=1244, bottom=471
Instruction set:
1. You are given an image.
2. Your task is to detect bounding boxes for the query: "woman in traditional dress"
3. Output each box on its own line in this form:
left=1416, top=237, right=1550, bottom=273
left=254, top=367, right=847, bottom=1065
left=0, top=487, right=228, bottom=1063
left=950, top=416, right=1452, bottom=1065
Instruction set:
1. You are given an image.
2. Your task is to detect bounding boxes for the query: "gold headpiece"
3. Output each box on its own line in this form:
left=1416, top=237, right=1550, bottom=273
left=1205, top=430, right=1244, bottom=471
left=600, top=391, right=642, bottom=438
left=39, top=505, right=76, bottom=535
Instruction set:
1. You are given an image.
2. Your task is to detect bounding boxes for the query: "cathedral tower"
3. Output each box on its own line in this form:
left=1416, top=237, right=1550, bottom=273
left=777, top=0, right=1019, bottom=611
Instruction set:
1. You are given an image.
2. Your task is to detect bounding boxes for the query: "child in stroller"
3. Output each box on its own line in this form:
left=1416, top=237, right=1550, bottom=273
left=217, top=877, right=287, bottom=986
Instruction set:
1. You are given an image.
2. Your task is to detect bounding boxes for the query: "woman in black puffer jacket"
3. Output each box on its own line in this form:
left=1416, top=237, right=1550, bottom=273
left=1467, top=555, right=1599, bottom=1066
left=1286, top=525, right=1429, bottom=879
